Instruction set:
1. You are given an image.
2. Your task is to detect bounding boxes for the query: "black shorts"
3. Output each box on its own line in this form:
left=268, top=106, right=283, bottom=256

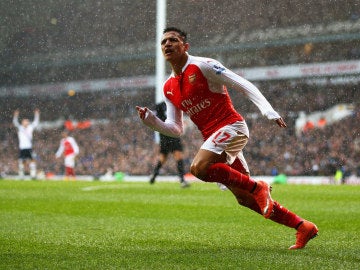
left=160, top=135, right=183, bottom=155
left=19, top=149, right=33, bottom=160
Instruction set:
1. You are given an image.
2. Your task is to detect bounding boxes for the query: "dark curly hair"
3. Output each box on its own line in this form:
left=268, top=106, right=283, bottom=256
left=163, top=27, right=188, bottom=43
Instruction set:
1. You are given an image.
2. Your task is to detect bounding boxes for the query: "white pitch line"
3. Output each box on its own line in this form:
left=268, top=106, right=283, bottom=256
left=81, top=184, right=122, bottom=191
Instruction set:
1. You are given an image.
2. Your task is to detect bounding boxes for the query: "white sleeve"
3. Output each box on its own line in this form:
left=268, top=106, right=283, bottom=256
left=141, top=98, right=184, bottom=138
left=55, top=141, right=64, bottom=158
left=69, top=137, right=79, bottom=155
left=32, top=112, right=40, bottom=128
left=12, top=115, right=20, bottom=128
left=201, top=59, right=281, bottom=120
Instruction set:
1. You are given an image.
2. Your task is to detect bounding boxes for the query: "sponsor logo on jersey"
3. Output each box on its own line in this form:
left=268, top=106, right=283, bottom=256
left=183, top=99, right=211, bottom=117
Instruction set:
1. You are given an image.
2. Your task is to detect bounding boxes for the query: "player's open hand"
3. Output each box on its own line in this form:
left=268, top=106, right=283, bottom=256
left=135, top=106, right=148, bottom=120
left=275, top=117, right=287, bottom=128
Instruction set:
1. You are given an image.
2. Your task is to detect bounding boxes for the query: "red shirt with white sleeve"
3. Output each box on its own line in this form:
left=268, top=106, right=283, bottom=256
left=56, top=136, right=79, bottom=158
left=142, top=54, right=280, bottom=140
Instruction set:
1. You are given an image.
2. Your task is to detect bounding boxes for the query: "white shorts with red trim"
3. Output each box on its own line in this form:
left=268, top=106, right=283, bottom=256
left=64, top=154, right=76, bottom=168
left=200, top=121, right=250, bottom=172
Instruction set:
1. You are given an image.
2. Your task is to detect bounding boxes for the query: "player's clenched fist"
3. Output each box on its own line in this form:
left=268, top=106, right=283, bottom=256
left=136, top=106, right=148, bottom=120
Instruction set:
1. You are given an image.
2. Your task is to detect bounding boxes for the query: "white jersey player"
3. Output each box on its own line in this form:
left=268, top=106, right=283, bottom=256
left=12, top=109, right=40, bottom=179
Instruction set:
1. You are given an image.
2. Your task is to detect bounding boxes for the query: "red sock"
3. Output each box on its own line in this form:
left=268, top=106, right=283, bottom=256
left=270, top=201, right=303, bottom=229
left=205, top=163, right=256, bottom=192
left=234, top=193, right=303, bottom=229
left=230, top=157, right=248, bottom=175
left=65, top=167, right=75, bottom=177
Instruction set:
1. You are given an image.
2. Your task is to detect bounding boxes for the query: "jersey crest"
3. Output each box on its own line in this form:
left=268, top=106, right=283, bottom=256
left=188, top=74, right=196, bottom=84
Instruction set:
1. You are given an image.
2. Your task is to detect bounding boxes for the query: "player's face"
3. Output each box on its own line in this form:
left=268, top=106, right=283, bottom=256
left=161, top=31, right=188, bottom=63
left=22, top=119, right=29, bottom=127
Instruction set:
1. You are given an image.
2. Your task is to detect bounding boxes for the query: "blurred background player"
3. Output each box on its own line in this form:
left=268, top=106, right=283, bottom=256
left=12, top=109, right=40, bottom=179
left=55, top=129, right=79, bottom=180
left=150, top=101, right=190, bottom=188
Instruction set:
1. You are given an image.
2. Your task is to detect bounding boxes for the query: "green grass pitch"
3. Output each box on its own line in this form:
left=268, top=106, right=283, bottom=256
left=0, top=179, right=359, bottom=269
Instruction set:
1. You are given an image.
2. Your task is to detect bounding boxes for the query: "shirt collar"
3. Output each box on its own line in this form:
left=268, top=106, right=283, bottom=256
left=171, top=53, right=191, bottom=77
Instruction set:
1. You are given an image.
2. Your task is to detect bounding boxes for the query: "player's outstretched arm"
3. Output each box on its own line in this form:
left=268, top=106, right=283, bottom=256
left=13, top=109, right=20, bottom=127
left=33, top=108, right=40, bottom=126
left=135, top=106, right=183, bottom=138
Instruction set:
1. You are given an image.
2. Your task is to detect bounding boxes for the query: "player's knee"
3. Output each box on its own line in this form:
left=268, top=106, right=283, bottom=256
left=190, top=163, right=201, bottom=179
left=190, top=160, right=209, bottom=180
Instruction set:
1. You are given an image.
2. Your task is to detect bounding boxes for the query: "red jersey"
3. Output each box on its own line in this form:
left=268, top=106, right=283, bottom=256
left=55, top=136, right=79, bottom=157
left=163, top=55, right=280, bottom=140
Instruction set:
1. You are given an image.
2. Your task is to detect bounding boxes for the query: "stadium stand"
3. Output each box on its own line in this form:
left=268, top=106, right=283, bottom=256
left=0, top=1, right=359, bottom=180
left=1, top=83, right=358, bottom=179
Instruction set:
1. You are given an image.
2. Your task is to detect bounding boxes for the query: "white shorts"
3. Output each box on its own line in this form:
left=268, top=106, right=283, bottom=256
left=64, top=154, right=76, bottom=168
left=200, top=121, right=250, bottom=173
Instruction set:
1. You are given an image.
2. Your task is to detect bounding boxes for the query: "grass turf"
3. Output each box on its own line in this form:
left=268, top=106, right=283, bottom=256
left=0, top=179, right=359, bottom=270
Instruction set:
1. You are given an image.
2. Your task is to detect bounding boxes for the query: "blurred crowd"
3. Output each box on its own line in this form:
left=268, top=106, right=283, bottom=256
left=1, top=80, right=359, bottom=179
left=1, top=0, right=359, bottom=86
